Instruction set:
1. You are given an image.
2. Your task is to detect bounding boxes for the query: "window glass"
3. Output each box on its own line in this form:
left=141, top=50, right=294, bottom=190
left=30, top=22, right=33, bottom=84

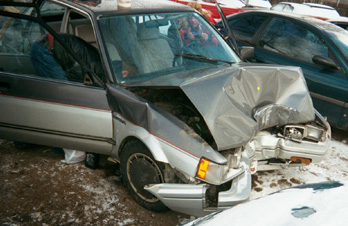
left=40, top=1, right=65, bottom=17
left=283, top=5, right=294, bottom=13
left=0, top=16, right=44, bottom=75
left=99, top=12, right=239, bottom=84
left=39, top=1, right=66, bottom=32
left=67, top=11, right=98, bottom=48
left=259, top=19, right=329, bottom=63
left=271, top=4, right=284, bottom=11
left=0, top=13, right=97, bottom=84
left=327, top=31, right=348, bottom=64
left=230, top=16, right=267, bottom=42
left=1, top=0, right=105, bottom=86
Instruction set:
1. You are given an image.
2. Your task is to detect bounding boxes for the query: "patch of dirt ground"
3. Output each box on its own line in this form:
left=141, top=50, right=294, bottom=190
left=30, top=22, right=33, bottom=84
left=0, top=140, right=190, bottom=226
left=1, top=128, right=346, bottom=225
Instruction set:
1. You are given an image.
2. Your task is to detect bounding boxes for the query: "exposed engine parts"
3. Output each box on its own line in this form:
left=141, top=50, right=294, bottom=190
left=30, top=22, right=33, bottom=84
left=129, top=87, right=217, bottom=149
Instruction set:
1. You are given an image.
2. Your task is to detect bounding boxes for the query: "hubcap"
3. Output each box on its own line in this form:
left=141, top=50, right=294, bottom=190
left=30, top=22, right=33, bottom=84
left=127, top=153, right=164, bottom=202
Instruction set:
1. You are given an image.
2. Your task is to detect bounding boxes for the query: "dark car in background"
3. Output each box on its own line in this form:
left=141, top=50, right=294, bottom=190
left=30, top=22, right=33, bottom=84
left=217, top=10, right=348, bottom=130
left=171, top=0, right=272, bottom=21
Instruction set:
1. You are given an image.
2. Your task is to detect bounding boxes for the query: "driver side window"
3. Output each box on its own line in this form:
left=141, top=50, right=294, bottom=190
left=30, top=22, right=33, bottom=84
left=230, top=15, right=267, bottom=42
left=259, top=19, right=329, bottom=63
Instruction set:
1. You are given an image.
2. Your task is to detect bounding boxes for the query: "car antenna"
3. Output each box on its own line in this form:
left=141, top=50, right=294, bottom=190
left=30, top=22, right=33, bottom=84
left=215, top=2, right=240, bottom=56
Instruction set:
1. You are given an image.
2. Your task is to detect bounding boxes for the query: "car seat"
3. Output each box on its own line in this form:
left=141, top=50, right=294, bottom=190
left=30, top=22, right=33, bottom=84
left=136, top=22, right=174, bottom=74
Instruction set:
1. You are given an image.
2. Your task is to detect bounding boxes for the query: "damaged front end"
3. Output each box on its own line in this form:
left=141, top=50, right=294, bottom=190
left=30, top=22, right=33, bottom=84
left=248, top=111, right=330, bottom=172
left=107, top=64, right=330, bottom=216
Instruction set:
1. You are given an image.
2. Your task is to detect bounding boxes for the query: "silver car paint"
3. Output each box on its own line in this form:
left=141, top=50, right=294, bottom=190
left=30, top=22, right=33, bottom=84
left=111, top=113, right=201, bottom=178
left=0, top=73, right=113, bottom=152
left=145, top=151, right=252, bottom=217
left=0, top=95, right=112, bottom=137
left=122, top=64, right=315, bottom=150
left=107, top=84, right=227, bottom=164
left=0, top=94, right=113, bottom=152
left=106, top=64, right=329, bottom=216
left=250, top=130, right=328, bottom=163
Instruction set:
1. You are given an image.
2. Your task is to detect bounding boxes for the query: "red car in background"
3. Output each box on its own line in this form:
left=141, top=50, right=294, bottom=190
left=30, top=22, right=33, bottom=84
left=171, top=0, right=245, bottom=20
left=171, top=0, right=271, bottom=20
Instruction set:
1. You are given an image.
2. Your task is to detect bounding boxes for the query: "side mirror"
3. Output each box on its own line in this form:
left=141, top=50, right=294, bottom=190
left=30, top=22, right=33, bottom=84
left=240, top=46, right=254, bottom=60
left=312, top=55, right=338, bottom=70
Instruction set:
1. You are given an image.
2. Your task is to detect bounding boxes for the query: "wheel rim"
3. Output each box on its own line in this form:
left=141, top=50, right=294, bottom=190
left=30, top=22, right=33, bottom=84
left=126, top=153, right=164, bottom=203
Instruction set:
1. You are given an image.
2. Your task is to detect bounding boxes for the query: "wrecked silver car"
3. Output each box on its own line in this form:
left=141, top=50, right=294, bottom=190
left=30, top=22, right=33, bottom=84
left=0, top=0, right=330, bottom=216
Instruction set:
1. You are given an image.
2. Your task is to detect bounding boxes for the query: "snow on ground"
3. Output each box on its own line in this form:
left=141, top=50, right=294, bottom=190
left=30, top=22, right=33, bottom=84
left=187, top=180, right=348, bottom=226
left=2, top=137, right=346, bottom=225
left=184, top=139, right=348, bottom=226
left=250, top=140, right=348, bottom=200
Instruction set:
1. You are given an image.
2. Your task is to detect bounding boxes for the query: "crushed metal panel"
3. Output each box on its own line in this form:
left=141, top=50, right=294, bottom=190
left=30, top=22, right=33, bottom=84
left=108, top=64, right=315, bottom=152
left=181, top=65, right=315, bottom=150
left=106, top=84, right=227, bottom=163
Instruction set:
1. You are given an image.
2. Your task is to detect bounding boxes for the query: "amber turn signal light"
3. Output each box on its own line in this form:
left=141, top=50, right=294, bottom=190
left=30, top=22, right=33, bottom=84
left=196, top=158, right=210, bottom=180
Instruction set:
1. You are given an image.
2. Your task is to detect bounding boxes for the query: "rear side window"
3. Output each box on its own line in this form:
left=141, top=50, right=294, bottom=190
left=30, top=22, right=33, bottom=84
left=0, top=15, right=86, bottom=81
left=0, top=16, right=43, bottom=75
left=0, top=3, right=104, bottom=86
left=259, top=18, right=329, bottom=63
left=230, top=15, right=267, bottom=42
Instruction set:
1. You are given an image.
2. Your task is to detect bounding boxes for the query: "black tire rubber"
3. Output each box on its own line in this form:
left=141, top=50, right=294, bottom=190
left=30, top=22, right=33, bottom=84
left=120, top=140, right=169, bottom=212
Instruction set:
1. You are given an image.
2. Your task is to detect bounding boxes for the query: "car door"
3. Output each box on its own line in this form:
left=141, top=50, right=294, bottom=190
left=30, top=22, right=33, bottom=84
left=0, top=2, right=113, bottom=153
left=228, top=14, right=348, bottom=128
left=227, top=14, right=268, bottom=46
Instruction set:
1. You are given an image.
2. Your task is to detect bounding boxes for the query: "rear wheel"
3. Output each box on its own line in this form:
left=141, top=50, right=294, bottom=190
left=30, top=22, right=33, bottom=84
left=120, top=141, right=169, bottom=212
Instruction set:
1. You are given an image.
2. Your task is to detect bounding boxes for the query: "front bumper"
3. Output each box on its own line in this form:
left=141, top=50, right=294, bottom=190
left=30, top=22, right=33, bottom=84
left=144, top=122, right=329, bottom=216
left=249, top=130, right=329, bottom=169
left=145, top=161, right=251, bottom=217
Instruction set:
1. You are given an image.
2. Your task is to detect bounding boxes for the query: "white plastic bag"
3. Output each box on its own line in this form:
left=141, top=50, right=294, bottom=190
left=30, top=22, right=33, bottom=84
left=61, top=149, right=86, bottom=164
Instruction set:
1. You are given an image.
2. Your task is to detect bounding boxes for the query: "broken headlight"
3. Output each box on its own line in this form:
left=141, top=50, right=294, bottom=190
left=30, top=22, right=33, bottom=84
left=196, top=158, right=224, bottom=184
left=283, top=124, right=325, bottom=142
left=196, top=150, right=244, bottom=185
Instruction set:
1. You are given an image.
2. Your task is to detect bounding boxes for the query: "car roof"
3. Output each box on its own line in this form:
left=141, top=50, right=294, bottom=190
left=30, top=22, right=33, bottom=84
left=272, top=2, right=340, bottom=19
left=274, top=2, right=336, bottom=10
left=328, top=16, right=348, bottom=23
left=0, top=0, right=192, bottom=15
left=228, top=10, right=342, bottom=31
left=274, top=2, right=304, bottom=7
left=304, top=2, right=336, bottom=10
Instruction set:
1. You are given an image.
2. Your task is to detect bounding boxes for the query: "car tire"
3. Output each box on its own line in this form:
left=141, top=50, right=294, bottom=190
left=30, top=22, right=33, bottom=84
left=120, top=140, right=169, bottom=212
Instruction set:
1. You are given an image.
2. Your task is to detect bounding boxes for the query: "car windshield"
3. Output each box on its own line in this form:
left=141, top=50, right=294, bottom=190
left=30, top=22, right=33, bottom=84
left=98, top=12, right=239, bottom=84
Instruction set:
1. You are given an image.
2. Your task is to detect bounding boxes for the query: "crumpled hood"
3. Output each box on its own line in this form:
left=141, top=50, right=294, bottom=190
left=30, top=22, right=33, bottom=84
left=179, top=64, right=315, bottom=150
left=116, top=63, right=315, bottom=151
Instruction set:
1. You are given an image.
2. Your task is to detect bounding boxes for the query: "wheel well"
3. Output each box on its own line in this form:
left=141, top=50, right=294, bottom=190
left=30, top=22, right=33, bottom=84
left=118, top=136, right=182, bottom=184
left=118, top=136, right=143, bottom=159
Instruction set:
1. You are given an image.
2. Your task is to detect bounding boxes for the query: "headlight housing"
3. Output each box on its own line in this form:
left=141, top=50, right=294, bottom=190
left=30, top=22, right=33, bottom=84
left=283, top=124, right=326, bottom=142
left=196, top=155, right=245, bottom=185
left=196, top=158, right=224, bottom=184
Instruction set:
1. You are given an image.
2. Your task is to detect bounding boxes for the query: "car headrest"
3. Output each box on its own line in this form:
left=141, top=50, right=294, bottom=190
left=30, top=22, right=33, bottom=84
left=138, top=23, right=160, bottom=40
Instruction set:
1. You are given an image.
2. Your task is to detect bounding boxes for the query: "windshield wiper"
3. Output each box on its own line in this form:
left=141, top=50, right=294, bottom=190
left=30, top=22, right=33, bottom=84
left=175, top=53, right=235, bottom=65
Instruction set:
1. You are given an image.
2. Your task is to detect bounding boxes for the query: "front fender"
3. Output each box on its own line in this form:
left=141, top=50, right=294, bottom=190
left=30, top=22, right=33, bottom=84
left=111, top=112, right=226, bottom=178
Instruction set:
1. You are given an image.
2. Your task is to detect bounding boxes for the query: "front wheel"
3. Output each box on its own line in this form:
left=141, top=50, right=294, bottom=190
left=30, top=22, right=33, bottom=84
left=120, top=141, right=169, bottom=212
